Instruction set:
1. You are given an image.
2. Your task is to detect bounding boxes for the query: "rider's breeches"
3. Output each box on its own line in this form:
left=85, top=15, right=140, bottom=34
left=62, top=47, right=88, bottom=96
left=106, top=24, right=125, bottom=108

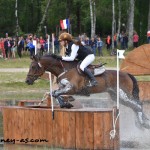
left=80, top=54, right=95, bottom=71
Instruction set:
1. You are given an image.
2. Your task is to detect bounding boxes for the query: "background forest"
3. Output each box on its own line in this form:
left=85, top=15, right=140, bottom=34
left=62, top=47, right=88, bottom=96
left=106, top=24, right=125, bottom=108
left=0, top=0, right=149, bottom=45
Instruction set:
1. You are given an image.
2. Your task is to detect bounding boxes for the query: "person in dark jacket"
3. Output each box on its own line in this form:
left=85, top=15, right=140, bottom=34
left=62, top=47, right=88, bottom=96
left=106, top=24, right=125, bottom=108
left=52, top=32, right=98, bottom=87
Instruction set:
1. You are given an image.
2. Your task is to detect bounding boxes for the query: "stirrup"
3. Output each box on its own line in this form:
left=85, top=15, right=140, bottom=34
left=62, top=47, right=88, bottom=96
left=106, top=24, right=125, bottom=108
left=87, top=80, right=98, bottom=87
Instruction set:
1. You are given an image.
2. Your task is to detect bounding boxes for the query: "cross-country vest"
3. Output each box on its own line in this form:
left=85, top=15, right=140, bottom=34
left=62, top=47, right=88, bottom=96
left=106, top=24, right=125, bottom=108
left=65, top=42, right=93, bottom=60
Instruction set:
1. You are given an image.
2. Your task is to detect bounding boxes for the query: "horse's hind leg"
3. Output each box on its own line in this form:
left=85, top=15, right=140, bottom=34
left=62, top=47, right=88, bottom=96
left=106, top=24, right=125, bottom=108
left=109, top=89, right=150, bottom=129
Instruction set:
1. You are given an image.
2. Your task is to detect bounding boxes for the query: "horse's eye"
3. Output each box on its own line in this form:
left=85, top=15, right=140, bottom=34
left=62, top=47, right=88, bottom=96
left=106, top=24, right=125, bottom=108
left=32, top=66, right=35, bottom=69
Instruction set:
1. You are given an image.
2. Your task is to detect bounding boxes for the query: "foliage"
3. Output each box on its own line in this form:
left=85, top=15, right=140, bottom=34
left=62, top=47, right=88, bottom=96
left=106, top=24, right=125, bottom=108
left=0, top=0, right=149, bottom=43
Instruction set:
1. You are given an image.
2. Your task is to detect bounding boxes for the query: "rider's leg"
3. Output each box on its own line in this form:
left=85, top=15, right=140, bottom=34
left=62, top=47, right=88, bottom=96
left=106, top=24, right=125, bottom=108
left=80, top=54, right=98, bottom=87
left=84, top=68, right=98, bottom=86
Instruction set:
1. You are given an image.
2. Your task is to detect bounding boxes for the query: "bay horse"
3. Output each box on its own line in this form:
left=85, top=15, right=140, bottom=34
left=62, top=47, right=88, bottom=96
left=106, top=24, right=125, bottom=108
left=25, top=54, right=150, bottom=129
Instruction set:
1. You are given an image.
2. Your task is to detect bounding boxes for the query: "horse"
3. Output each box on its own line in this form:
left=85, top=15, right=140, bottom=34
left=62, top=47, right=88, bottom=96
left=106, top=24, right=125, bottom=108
left=25, top=54, right=150, bottom=129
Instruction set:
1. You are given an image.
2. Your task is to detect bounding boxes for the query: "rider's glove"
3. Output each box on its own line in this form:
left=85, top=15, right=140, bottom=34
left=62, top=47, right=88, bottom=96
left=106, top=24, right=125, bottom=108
left=51, top=54, right=62, bottom=60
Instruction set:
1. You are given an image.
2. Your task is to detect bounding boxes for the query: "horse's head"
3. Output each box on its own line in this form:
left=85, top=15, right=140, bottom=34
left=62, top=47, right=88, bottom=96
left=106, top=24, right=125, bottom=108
left=25, top=55, right=45, bottom=85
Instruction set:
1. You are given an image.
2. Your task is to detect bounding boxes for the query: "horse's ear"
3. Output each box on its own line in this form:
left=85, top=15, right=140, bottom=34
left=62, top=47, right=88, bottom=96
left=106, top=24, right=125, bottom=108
left=30, top=55, right=40, bottom=61
left=30, top=55, right=34, bottom=60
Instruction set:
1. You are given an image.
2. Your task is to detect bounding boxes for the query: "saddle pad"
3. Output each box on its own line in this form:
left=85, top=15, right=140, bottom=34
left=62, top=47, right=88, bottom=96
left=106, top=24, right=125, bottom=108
left=94, top=66, right=105, bottom=76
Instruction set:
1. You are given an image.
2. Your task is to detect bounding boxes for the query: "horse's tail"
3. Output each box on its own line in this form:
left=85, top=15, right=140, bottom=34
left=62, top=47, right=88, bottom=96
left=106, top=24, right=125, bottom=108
left=128, top=73, right=140, bottom=100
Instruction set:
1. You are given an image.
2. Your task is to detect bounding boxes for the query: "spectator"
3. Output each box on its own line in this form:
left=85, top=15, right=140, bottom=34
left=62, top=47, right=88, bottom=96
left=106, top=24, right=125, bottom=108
left=36, top=38, right=41, bottom=54
left=18, top=37, right=24, bottom=58
left=114, top=33, right=117, bottom=48
left=11, top=38, right=16, bottom=58
left=39, top=36, right=45, bottom=55
left=97, top=37, right=103, bottom=57
left=90, top=37, right=97, bottom=56
left=147, top=30, right=150, bottom=43
left=133, top=32, right=139, bottom=48
left=54, top=36, right=59, bottom=54
left=106, top=35, right=111, bottom=50
left=4, top=38, right=9, bottom=59
left=124, top=33, right=128, bottom=50
left=120, top=32, right=125, bottom=49
left=0, top=38, right=5, bottom=59
left=27, top=39, right=35, bottom=57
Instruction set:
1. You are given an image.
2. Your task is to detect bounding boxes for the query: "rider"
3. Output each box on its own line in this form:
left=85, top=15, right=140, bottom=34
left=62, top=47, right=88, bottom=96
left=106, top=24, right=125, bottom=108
left=52, top=32, right=98, bottom=87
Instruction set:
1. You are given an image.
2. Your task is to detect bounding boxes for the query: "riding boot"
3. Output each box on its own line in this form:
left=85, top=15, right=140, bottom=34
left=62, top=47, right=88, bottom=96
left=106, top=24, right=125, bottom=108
left=84, top=68, right=98, bottom=87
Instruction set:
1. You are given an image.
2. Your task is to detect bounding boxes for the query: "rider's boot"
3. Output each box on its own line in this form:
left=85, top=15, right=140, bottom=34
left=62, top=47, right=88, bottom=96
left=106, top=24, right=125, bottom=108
left=84, top=68, right=98, bottom=87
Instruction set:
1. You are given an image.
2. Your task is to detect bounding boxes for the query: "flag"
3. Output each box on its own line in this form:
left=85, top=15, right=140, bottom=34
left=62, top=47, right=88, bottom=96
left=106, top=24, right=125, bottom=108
left=60, top=19, right=70, bottom=30
left=117, top=49, right=125, bottom=59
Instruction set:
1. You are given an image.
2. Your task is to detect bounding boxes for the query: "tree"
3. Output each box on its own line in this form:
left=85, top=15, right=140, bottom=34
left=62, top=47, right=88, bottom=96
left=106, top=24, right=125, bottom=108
left=37, top=0, right=52, bottom=34
left=111, top=0, right=115, bottom=52
left=117, top=0, right=121, bottom=34
left=127, top=0, right=135, bottom=47
left=89, top=0, right=96, bottom=38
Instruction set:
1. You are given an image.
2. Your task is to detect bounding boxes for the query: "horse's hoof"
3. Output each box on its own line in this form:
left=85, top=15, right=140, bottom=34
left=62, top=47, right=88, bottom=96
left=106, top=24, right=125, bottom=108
left=65, top=102, right=73, bottom=109
left=137, top=112, right=150, bottom=129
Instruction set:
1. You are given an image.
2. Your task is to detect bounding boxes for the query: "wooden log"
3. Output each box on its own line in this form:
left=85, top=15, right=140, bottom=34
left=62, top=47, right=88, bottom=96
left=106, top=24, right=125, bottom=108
left=138, top=81, right=150, bottom=101
left=120, top=44, right=150, bottom=75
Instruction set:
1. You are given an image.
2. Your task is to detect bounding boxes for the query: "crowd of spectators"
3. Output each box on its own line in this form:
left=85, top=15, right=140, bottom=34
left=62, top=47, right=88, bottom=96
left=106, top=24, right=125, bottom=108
left=0, top=30, right=149, bottom=60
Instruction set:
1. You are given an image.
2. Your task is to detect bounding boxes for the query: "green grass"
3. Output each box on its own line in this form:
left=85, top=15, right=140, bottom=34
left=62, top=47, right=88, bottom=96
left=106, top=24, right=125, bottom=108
left=135, top=75, right=150, bottom=81
left=0, top=57, right=31, bottom=68
left=0, top=72, right=50, bottom=101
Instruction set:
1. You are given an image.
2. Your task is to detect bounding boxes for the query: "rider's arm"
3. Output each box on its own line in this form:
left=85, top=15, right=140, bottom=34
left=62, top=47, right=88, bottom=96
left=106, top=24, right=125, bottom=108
left=62, top=44, right=79, bottom=61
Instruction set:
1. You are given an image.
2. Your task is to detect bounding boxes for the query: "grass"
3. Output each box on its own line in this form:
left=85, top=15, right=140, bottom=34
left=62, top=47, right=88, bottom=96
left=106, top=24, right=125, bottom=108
left=0, top=72, right=50, bottom=101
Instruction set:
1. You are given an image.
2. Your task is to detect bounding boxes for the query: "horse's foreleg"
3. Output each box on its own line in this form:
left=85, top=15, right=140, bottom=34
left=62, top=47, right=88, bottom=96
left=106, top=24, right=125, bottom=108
left=52, top=78, right=74, bottom=108
left=53, top=78, right=74, bottom=97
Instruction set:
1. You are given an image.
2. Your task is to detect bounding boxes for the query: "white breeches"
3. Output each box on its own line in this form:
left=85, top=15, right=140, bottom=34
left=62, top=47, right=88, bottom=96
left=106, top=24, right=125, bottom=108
left=80, top=54, right=95, bottom=71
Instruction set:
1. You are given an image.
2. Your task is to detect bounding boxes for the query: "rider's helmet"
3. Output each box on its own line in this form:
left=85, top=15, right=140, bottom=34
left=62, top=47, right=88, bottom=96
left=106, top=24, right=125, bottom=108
left=58, top=32, right=72, bottom=41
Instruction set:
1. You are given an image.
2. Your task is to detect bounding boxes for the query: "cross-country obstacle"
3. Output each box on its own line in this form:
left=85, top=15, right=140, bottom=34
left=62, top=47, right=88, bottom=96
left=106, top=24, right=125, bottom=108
left=2, top=100, right=119, bottom=150
left=120, top=44, right=150, bottom=101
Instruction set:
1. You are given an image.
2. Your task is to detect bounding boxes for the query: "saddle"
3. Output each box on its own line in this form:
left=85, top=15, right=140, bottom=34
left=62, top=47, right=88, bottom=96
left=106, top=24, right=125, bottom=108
left=77, top=62, right=106, bottom=76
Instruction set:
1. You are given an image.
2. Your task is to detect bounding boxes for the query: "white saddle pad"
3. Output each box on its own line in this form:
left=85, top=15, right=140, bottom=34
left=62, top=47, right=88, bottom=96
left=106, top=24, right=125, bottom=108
left=94, top=66, right=105, bottom=76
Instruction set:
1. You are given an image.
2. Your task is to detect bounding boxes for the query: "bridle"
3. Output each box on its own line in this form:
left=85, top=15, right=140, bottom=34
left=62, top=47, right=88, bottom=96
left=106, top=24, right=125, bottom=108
left=27, top=62, right=44, bottom=80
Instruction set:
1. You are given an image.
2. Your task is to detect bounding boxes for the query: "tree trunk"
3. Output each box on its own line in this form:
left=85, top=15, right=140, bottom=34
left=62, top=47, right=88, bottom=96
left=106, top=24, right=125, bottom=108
left=37, top=0, right=52, bottom=34
left=93, top=0, right=96, bottom=36
left=89, top=0, right=95, bottom=38
left=66, top=0, right=72, bottom=18
left=148, top=0, right=150, bottom=30
left=112, top=0, right=115, bottom=50
left=15, top=0, right=19, bottom=36
left=76, top=2, right=81, bottom=34
left=127, top=0, right=135, bottom=48
left=117, top=0, right=121, bottom=34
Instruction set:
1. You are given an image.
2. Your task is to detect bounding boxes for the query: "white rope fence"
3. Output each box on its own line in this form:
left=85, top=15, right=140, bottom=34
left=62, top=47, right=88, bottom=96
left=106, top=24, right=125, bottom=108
left=110, top=108, right=120, bottom=139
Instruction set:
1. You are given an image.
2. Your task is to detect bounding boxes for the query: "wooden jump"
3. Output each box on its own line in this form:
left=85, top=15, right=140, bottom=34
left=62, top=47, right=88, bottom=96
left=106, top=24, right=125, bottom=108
left=120, top=44, right=150, bottom=101
left=2, top=104, right=119, bottom=150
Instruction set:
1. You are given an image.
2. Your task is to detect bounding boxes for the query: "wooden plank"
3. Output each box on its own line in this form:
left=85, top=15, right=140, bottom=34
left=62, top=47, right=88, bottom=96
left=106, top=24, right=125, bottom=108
left=75, top=112, right=84, bottom=149
left=83, top=112, right=94, bottom=149
left=52, top=110, right=63, bottom=147
left=94, top=112, right=104, bottom=149
left=15, top=108, right=25, bottom=144
left=8, top=108, right=16, bottom=140
left=63, top=111, right=75, bottom=149
left=55, top=110, right=64, bottom=148
left=2, top=108, right=8, bottom=139
left=45, top=109, right=52, bottom=146
left=103, top=111, right=114, bottom=150
left=37, top=109, right=45, bottom=145
left=23, top=109, right=33, bottom=145
left=138, top=81, right=150, bottom=101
